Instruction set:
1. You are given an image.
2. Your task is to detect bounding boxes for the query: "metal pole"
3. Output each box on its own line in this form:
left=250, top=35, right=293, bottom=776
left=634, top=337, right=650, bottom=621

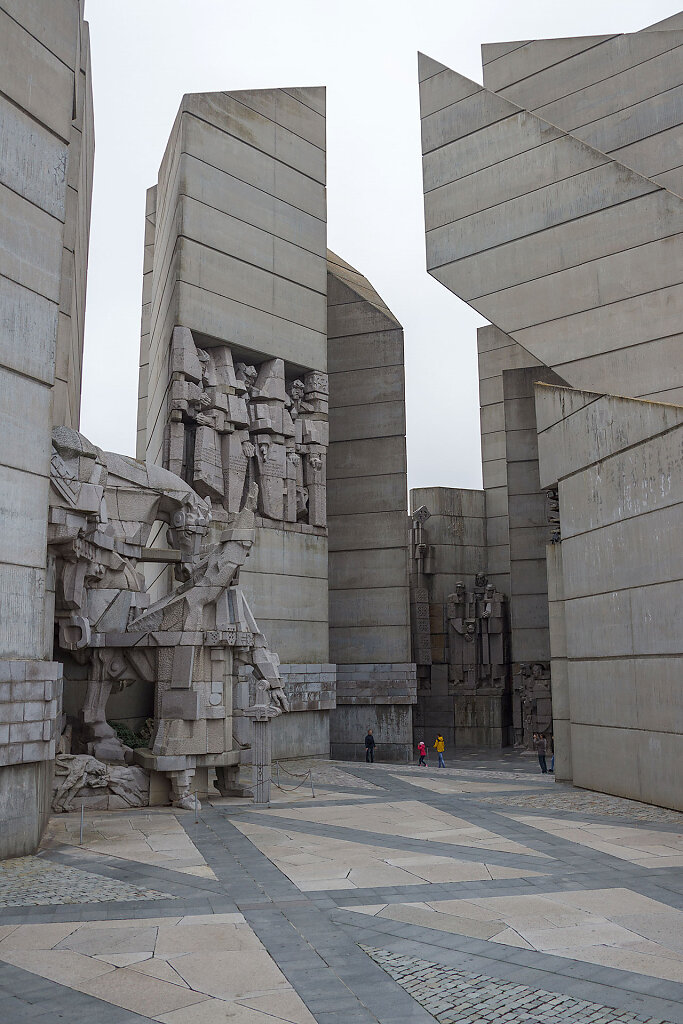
left=79, top=802, right=84, bottom=845
left=310, top=770, right=315, bottom=799
left=194, top=791, right=199, bottom=824
left=276, top=762, right=280, bottom=788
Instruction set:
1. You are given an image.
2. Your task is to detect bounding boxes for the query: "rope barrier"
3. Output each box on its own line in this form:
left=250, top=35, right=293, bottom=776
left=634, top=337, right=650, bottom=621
left=269, top=762, right=316, bottom=797
left=275, top=761, right=313, bottom=780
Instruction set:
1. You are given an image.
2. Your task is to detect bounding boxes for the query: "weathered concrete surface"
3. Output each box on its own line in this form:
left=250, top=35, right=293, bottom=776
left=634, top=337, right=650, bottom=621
left=419, top=25, right=683, bottom=405
left=138, top=88, right=332, bottom=763
left=536, top=384, right=683, bottom=810
left=327, top=252, right=415, bottom=760
left=0, top=0, right=93, bottom=858
left=419, top=16, right=683, bottom=808
left=329, top=701, right=414, bottom=763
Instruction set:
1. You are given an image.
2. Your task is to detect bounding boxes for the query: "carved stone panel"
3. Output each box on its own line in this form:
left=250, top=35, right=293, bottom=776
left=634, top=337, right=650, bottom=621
left=164, top=328, right=328, bottom=528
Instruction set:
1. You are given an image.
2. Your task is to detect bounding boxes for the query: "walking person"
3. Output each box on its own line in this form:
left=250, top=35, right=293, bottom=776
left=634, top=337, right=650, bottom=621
left=365, top=729, right=375, bottom=764
left=433, top=734, right=446, bottom=768
left=534, top=732, right=548, bottom=774
left=417, top=740, right=427, bottom=766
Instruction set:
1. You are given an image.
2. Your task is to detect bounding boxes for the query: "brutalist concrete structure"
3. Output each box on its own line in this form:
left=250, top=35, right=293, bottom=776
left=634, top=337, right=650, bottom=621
left=136, top=87, right=333, bottom=761
left=327, top=253, right=415, bottom=761
left=0, top=0, right=94, bottom=857
left=1, top=8, right=419, bottom=856
left=136, top=91, right=416, bottom=763
left=415, top=13, right=683, bottom=806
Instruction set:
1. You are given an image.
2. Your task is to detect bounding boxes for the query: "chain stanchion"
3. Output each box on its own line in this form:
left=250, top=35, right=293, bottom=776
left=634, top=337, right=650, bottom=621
left=269, top=761, right=315, bottom=795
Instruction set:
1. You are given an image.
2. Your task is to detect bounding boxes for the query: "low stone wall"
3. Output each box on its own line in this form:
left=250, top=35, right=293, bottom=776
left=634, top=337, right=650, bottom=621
left=0, top=660, right=63, bottom=858
left=331, top=663, right=416, bottom=762
left=236, top=663, right=336, bottom=760
left=335, top=663, right=417, bottom=705
left=278, top=664, right=336, bottom=712
left=0, top=661, right=62, bottom=768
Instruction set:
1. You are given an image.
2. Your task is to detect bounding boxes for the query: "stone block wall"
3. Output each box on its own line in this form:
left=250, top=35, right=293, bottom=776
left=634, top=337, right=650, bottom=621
left=408, top=487, right=494, bottom=751
left=420, top=31, right=683, bottom=405
left=418, top=16, right=683, bottom=803
left=336, top=664, right=417, bottom=706
left=0, top=662, right=62, bottom=768
left=251, top=663, right=335, bottom=759
left=278, top=664, right=337, bottom=713
left=0, top=0, right=93, bottom=857
left=136, top=87, right=333, bottom=761
left=327, top=252, right=415, bottom=761
left=537, top=385, right=683, bottom=810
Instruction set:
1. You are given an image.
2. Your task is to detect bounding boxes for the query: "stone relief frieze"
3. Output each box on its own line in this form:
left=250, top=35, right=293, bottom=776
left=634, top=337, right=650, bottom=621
left=446, top=573, right=509, bottom=693
left=164, top=327, right=328, bottom=528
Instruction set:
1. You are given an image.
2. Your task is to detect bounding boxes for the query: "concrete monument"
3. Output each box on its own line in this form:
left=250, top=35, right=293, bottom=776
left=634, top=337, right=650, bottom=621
left=415, top=13, right=683, bottom=806
left=0, top=0, right=94, bottom=858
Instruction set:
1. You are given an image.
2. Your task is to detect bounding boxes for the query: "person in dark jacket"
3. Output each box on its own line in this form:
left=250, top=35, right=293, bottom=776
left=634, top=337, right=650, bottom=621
left=534, top=733, right=548, bottom=774
left=365, top=729, right=375, bottom=763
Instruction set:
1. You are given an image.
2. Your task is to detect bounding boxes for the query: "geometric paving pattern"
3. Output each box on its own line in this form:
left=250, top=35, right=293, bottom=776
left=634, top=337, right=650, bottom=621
left=1, top=754, right=682, bottom=1024
left=361, top=947, right=676, bottom=1024
left=0, top=856, right=174, bottom=906
left=478, top=790, right=683, bottom=824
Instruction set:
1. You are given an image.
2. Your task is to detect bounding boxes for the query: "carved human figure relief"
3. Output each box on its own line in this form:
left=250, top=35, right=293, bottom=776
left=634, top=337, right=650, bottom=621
left=163, top=331, right=328, bottom=528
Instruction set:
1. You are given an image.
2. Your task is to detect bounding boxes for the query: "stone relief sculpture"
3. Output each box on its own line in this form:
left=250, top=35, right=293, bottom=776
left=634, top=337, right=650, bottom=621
left=164, top=327, right=328, bottom=528
left=410, top=506, right=433, bottom=667
left=514, top=662, right=552, bottom=748
left=48, top=426, right=288, bottom=812
left=53, top=753, right=149, bottom=812
left=546, top=488, right=561, bottom=544
left=446, top=573, right=508, bottom=693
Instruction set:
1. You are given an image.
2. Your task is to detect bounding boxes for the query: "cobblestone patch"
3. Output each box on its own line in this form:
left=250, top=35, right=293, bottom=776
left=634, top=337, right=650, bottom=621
left=0, top=856, right=174, bottom=906
left=281, top=758, right=382, bottom=790
left=361, top=946, right=674, bottom=1024
left=382, top=765, right=539, bottom=781
left=480, top=786, right=683, bottom=824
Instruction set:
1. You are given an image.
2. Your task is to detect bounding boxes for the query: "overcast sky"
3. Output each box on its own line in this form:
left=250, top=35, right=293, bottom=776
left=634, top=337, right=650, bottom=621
left=80, top=0, right=676, bottom=491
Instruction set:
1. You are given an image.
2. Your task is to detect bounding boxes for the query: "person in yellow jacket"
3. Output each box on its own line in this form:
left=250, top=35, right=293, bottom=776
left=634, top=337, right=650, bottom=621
left=433, top=735, right=446, bottom=768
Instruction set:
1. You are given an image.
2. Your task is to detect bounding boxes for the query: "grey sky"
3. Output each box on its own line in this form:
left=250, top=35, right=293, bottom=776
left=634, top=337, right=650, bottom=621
left=80, top=0, right=677, bottom=491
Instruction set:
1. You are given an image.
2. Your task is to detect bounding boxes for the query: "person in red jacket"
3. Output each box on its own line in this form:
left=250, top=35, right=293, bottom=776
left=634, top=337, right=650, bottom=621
left=417, top=740, right=427, bottom=766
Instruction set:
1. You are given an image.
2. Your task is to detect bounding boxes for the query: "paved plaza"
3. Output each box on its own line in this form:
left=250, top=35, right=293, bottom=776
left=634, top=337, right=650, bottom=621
left=2, top=752, right=683, bottom=1023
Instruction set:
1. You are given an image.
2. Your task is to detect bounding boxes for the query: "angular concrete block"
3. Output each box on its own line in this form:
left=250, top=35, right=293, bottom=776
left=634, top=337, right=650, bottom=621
left=329, top=587, right=410, bottom=630
left=329, top=401, right=406, bottom=443
left=0, top=465, right=49, bottom=570
left=328, top=472, right=407, bottom=517
left=330, top=626, right=412, bottom=665
left=0, top=9, right=75, bottom=140
left=327, top=436, right=406, bottom=480
left=0, top=97, right=67, bottom=217
left=0, top=368, right=52, bottom=476
left=0, top=182, right=64, bottom=302
left=327, top=330, right=404, bottom=372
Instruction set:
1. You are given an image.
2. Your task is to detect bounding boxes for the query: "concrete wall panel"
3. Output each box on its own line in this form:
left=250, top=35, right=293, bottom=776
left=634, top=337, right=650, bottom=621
left=327, top=256, right=413, bottom=676
left=327, top=473, right=407, bottom=515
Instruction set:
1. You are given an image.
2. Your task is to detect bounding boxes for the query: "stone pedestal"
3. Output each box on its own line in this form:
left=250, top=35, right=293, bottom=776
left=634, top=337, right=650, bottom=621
left=251, top=719, right=271, bottom=805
